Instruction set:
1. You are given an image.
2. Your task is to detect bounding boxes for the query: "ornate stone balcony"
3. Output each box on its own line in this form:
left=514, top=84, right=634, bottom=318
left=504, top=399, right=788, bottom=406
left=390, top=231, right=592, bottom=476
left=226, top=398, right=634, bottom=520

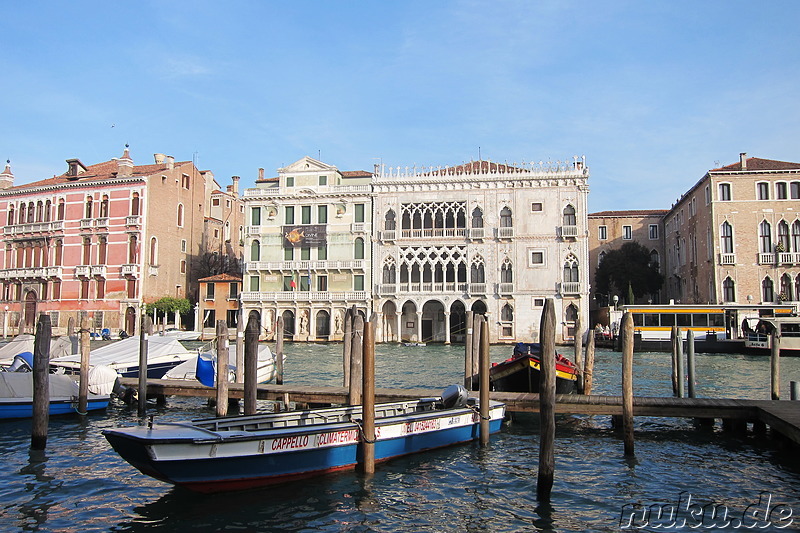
left=75, top=265, right=91, bottom=277
left=560, top=225, right=578, bottom=238
left=560, top=281, right=581, bottom=295
left=719, top=253, right=736, bottom=265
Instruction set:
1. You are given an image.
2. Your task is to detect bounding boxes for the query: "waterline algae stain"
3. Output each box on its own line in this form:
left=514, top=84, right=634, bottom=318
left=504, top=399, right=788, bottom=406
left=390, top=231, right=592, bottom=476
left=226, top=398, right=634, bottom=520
left=1, top=343, right=798, bottom=531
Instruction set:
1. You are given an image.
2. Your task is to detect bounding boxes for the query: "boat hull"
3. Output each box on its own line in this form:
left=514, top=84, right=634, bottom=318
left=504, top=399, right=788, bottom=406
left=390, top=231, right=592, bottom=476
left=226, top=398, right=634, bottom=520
left=0, top=397, right=109, bottom=419
left=104, top=399, right=505, bottom=493
left=490, top=355, right=577, bottom=394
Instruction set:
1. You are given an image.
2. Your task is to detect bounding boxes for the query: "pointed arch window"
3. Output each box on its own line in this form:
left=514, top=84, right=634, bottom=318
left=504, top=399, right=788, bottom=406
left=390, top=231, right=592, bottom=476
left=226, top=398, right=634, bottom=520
left=501, top=303, right=514, bottom=322
left=565, top=304, right=578, bottom=322
left=470, top=258, right=485, bottom=283
left=598, top=250, right=606, bottom=267
left=762, top=277, right=775, bottom=303
left=793, top=221, right=800, bottom=253
left=759, top=220, right=772, bottom=253
left=499, top=206, right=513, bottom=228
left=777, top=220, right=790, bottom=251
left=384, top=209, right=396, bottom=231
left=780, top=274, right=792, bottom=301
left=563, top=255, right=579, bottom=283
left=129, top=235, right=138, bottom=263
left=722, top=277, right=735, bottom=302
left=500, top=259, right=513, bottom=283
left=382, top=259, right=396, bottom=284
left=471, top=207, right=484, bottom=228
left=720, top=221, right=734, bottom=254
left=562, top=204, right=576, bottom=226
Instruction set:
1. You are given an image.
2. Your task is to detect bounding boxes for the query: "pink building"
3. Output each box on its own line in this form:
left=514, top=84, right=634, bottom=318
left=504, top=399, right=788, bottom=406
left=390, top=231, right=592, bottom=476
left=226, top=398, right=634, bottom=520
left=0, top=148, right=214, bottom=335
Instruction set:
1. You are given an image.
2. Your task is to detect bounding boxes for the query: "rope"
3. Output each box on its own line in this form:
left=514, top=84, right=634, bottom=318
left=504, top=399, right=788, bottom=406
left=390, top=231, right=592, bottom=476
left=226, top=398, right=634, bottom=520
left=351, top=418, right=376, bottom=444
left=468, top=404, right=493, bottom=421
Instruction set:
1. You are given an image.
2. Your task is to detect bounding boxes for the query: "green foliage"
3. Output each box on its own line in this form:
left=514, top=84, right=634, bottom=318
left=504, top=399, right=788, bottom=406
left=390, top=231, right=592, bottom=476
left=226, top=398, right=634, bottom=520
left=595, top=242, right=664, bottom=304
left=146, top=297, right=192, bottom=317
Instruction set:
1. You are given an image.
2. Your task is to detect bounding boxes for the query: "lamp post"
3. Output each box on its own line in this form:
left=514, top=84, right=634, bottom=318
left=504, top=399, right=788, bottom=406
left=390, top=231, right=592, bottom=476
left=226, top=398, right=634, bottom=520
left=3, top=305, right=8, bottom=338
left=613, top=295, right=619, bottom=310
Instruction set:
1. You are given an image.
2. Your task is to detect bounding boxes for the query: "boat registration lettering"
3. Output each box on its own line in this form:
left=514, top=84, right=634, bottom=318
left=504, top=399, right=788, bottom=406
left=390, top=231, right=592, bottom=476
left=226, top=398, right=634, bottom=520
left=315, top=429, right=359, bottom=447
left=403, top=418, right=441, bottom=435
left=447, top=416, right=462, bottom=426
left=271, top=434, right=310, bottom=451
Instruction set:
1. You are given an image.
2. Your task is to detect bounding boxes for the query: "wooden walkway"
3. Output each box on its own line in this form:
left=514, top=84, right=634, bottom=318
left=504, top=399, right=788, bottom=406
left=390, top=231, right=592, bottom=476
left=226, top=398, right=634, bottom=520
left=119, top=378, right=800, bottom=446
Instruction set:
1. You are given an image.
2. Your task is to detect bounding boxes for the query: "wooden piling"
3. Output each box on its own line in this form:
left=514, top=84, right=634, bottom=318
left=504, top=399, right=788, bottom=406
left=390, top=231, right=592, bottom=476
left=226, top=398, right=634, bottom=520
left=31, top=314, right=52, bottom=450
left=342, top=307, right=353, bottom=387
left=215, top=320, right=229, bottom=417
left=77, top=314, right=91, bottom=415
left=479, top=316, right=490, bottom=446
left=235, top=308, right=244, bottom=384
left=670, top=326, right=679, bottom=396
left=349, top=313, right=364, bottom=406
left=676, top=328, right=685, bottom=399
left=573, top=316, right=584, bottom=394
left=583, top=329, right=596, bottom=396
left=621, top=311, right=635, bottom=456
left=686, top=329, right=696, bottom=399
left=275, top=315, right=284, bottom=385
left=471, top=312, right=481, bottom=383
left=537, top=299, right=556, bottom=501
left=244, top=313, right=260, bottom=415
left=771, top=329, right=780, bottom=400
left=464, top=310, right=474, bottom=390
left=360, top=318, right=376, bottom=474
left=138, top=315, right=151, bottom=417
left=67, top=316, right=75, bottom=337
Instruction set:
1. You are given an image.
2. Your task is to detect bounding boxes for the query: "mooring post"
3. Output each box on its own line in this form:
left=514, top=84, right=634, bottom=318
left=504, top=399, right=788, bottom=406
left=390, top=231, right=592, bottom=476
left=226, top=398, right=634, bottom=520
left=670, top=326, right=679, bottom=396
left=275, top=315, right=284, bottom=385
left=770, top=329, right=780, bottom=400
left=361, top=317, right=376, bottom=474
left=342, top=307, right=353, bottom=387
left=621, top=311, right=635, bottom=456
left=78, top=314, right=91, bottom=415
left=349, top=313, right=364, bottom=406
left=235, top=308, right=244, bottom=384
left=573, top=316, right=584, bottom=394
left=67, top=316, right=75, bottom=337
left=244, top=312, right=260, bottom=415
left=138, top=315, right=151, bottom=418
left=676, top=328, right=685, bottom=399
left=537, top=298, right=556, bottom=501
left=687, top=329, right=696, bottom=399
left=464, top=310, right=474, bottom=390
left=215, top=320, right=229, bottom=417
left=31, top=314, right=52, bottom=451
left=583, top=329, right=596, bottom=396
left=471, top=312, right=481, bottom=383
left=479, top=316, right=490, bottom=446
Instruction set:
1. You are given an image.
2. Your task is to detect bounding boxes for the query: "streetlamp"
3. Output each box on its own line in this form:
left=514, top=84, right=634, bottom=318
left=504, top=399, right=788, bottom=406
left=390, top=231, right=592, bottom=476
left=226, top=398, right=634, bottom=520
left=3, top=305, right=8, bottom=338
left=613, top=295, right=619, bottom=310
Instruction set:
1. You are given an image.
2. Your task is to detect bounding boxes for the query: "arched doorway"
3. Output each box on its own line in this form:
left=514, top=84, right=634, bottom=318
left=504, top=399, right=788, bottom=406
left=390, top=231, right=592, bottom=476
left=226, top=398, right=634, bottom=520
left=422, top=300, right=445, bottom=343
left=401, top=301, right=418, bottom=342
left=449, top=300, right=466, bottom=343
left=315, top=310, right=330, bottom=339
left=381, top=301, right=398, bottom=342
left=125, top=307, right=136, bottom=336
left=281, top=310, right=295, bottom=338
left=471, top=300, right=487, bottom=315
left=24, top=291, right=37, bottom=333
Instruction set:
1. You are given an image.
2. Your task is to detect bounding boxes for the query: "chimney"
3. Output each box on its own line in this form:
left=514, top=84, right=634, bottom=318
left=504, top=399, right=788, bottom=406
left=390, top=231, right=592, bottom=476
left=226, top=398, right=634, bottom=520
left=66, top=158, right=87, bottom=177
left=0, top=160, right=14, bottom=190
left=166, top=156, right=174, bottom=170
left=740, top=152, right=747, bottom=170
left=154, top=153, right=166, bottom=164
left=231, top=175, right=240, bottom=195
left=116, top=145, right=134, bottom=177
left=258, top=168, right=265, bottom=181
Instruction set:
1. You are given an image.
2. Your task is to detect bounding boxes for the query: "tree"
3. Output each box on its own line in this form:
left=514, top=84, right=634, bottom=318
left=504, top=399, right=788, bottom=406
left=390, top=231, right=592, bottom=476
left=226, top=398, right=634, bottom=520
left=146, top=297, right=192, bottom=318
left=191, top=251, right=243, bottom=280
left=595, top=242, right=663, bottom=304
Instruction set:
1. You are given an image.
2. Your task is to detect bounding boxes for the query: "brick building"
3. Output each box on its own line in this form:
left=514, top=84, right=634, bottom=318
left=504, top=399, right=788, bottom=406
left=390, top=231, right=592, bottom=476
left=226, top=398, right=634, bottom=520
left=0, top=148, right=216, bottom=335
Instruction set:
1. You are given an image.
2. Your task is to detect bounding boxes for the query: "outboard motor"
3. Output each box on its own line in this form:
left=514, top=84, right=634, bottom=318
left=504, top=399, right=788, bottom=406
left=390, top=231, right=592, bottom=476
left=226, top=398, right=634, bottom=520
left=8, top=352, right=34, bottom=372
left=441, top=384, right=469, bottom=409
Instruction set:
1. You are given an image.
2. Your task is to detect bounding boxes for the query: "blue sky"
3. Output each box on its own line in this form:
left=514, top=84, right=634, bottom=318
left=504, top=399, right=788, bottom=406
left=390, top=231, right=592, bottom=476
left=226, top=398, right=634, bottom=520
left=2, top=1, right=798, bottom=212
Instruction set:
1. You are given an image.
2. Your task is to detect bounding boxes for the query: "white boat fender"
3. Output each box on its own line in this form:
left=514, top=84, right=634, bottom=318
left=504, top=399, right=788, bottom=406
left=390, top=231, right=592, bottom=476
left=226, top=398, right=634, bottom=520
left=441, top=384, right=469, bottom=409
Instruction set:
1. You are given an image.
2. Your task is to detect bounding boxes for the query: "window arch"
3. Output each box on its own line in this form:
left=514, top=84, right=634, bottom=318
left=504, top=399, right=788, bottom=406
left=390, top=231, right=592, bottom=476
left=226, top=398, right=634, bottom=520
left=500, top=258, right=513, bottom=283
left=565, top=304, right=578, bottom=322
left=762, top=277, right=775, bottom=303
left=777, top=220, right=790, bottom=251
left=44, top=200, right=51, bottom=222
left=499, top=206, right=513, bottom=228
left=7, top=205, right=14, bottom=225
left=382, top=257, right=397, bottom=284
left=562, top=204, right=576, bottom=226
left=471, top=207, right=484, bottom=228
left=722, top=277, right=735, bottom=302
left=470, top=256, right=485, bottom=283
left=354, top=237, right=364, bottom=260
left=27, top=201, right=34, bottom=223
left=598, top=250, right=606, bottom=267
left=649, top=250, right=660, bottom=271
left=36, top=201, right=43, bottom=222
left=384, top=209, right=396, bottom=231
left=720, top=221, right=734, bottom=254
left=149, top=237, right=158, bottom=266
left=250, top=240, right=260, bottom=262
left=85, top=196, right=93, bottom=219
left=780, top=274, right=792, bottom=301
left=98, top=236, right=108, bottom=264
left=57, top=198, right=65, bottom=220
left=18, top=203, right=26, bottom=224
left=759, top=220, right=772, bottom=253
left=177, top=203, right=185, bottom=227
left=131, top=193, right=140, bottom=216
left=128, top=235, right=138, bottom=263
left=100, top=195, right=109, bottom=218
left=500, top=303, right=514, bottom=322
left=563, top=254, right=579, bottom=282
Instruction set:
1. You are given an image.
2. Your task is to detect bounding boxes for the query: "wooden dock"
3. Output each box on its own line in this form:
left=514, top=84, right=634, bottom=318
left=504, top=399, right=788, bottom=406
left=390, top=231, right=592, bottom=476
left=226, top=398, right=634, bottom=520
left=118, top=378, right=800, bottom=446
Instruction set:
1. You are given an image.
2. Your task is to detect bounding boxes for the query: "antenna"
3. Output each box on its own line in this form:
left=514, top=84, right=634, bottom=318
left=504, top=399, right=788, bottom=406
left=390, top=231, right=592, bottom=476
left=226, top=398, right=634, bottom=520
left=478, top=146, right=481, bottom=160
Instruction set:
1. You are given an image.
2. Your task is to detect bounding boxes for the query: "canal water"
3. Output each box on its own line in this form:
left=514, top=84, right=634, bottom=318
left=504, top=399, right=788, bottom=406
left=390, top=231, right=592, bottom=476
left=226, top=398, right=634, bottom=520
left=1, top=343, right=799, bottom=532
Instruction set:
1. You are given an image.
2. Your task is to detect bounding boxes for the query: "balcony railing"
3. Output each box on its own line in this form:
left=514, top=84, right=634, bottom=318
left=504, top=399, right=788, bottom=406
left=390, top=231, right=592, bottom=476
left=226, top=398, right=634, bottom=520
left=378, top=230, right=396, bottom=242
left=469, top=227, right=485, bottom=240
left=79, top=218, right=93, bottom=229
left=90, top=265, right=107, bottom=277
left=122, top=264, right=139, bottom=277
left=240, top=291, right=368, bottom=302
left=46, top=266, right=63, bottom=279
left=390, top=282, right=468, bottom=294
left=247, top=260, right=365, bottom=271
left=497, top=227, right=514, bottom=239
left=758, top=253, right=776, bottom=265
left=560, top=225, right=578, bottom=238
left=560, top=281, right=581, bottom=295
left=719, top=253, right=736, bottom=265
left=95, top=217, right=109, bottom=228
left=125, top=215, right=142, bottom=226
left=3, top=220, right=64, bottom=235
left=778, top=252, right=797, bottom=264
left=377, top=283, right=397, bottom=295
left=351, top=223, right=366, bottom=234
left=75, top=265, right=91, bottom=277
left=247, top=226, right=261, bottom=236
left=498, top=282, right=514, bottom=295
left=468, top=283, right=487, bottom=296
left=0, top=267, right=48, bottom=280
left=398, top=228, right=468, bottom=239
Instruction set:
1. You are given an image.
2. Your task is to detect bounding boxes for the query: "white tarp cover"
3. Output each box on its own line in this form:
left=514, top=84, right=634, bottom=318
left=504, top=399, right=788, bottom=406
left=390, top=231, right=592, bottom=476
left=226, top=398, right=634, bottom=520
left=0, top=371, right=81, bottom=400
left=51, top=335, right=192, bottom=367
left=164, top=344, right=278, bottom=383
left=0, top=335, right=80, bottom=366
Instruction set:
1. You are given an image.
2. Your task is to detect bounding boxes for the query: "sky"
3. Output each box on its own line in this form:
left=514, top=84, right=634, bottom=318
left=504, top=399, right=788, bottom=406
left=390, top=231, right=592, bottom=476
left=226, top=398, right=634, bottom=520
left=1, top=1, right=799, bottom=212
